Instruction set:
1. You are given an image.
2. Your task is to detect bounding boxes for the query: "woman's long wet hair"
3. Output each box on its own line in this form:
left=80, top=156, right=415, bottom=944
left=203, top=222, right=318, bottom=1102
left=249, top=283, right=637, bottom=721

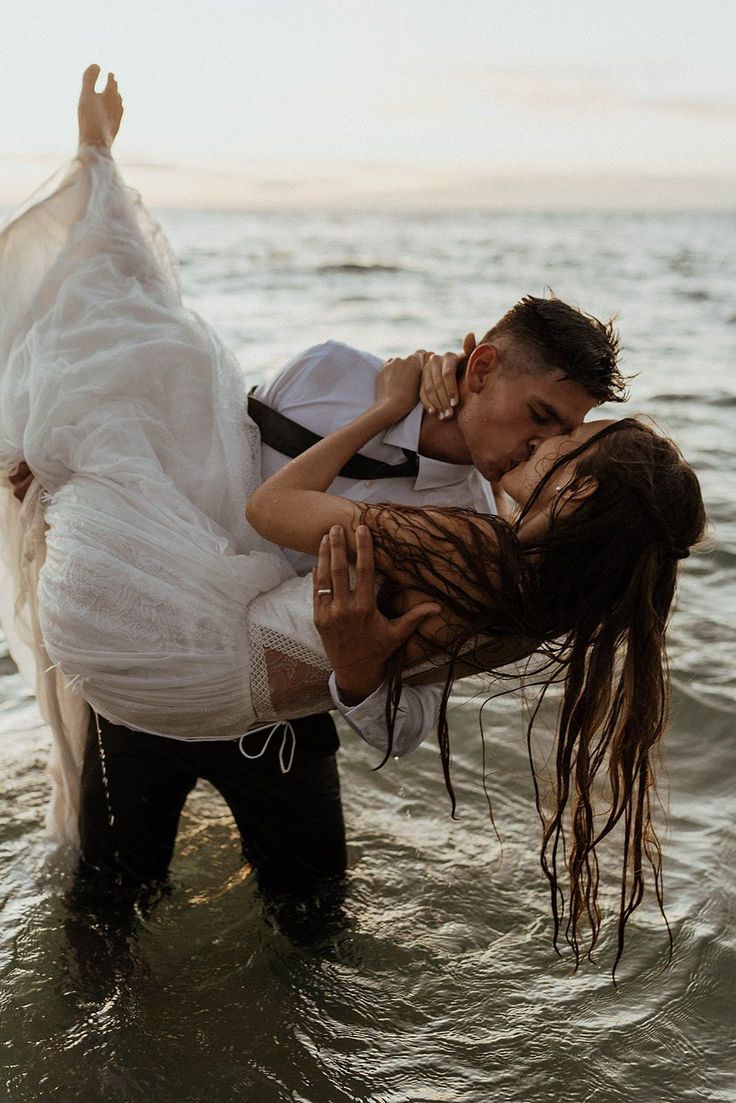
left=364, top=419, right=707, bottom=974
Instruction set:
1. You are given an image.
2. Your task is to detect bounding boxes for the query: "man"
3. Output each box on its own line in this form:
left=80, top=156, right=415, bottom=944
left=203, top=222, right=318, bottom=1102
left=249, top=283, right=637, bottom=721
left=9, top=294, right=624, bottom=903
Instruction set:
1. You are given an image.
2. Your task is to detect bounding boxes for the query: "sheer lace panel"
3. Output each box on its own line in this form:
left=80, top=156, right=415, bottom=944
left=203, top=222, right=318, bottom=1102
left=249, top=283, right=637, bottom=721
left=248, top=620, right=333, bottom=722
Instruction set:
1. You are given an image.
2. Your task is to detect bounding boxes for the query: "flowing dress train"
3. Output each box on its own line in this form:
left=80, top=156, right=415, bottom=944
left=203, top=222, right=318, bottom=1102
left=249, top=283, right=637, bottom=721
left=0, top=148, right=335, bottom=840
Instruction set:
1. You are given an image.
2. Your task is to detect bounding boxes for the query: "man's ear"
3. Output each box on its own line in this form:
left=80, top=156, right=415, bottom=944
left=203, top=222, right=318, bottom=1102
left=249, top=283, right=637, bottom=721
left=465, top=343, right=500, bottom=394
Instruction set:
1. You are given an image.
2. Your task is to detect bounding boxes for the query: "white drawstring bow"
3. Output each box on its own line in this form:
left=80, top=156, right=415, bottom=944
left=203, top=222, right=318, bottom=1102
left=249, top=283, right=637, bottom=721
left=238, top=720, right=296, bottom=775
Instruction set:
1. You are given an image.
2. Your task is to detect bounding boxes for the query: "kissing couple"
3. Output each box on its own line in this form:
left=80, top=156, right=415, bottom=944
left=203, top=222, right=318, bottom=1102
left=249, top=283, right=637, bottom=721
left=0, top=67, right=705, bottom=969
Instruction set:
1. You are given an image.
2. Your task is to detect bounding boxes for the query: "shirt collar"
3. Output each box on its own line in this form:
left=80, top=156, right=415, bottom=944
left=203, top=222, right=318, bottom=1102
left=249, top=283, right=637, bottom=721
left=382, top=402, right=477, bottom=491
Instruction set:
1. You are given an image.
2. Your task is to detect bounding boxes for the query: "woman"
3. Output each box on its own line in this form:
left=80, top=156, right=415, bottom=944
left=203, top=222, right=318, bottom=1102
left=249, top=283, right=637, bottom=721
left=0, top=69, right=706, bottom=968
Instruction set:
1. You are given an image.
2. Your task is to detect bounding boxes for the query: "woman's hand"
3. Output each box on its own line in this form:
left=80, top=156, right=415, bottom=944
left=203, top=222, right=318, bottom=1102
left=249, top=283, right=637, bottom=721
left=375, top=352, right=426, bottom=419
left=419, top=332, right=476, bottom=419
left=376, top=334, right=477, bottom=421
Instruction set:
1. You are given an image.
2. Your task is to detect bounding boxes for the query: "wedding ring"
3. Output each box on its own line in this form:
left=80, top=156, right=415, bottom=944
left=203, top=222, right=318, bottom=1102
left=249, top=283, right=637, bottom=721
left=317, top=588, right=333, bottom=597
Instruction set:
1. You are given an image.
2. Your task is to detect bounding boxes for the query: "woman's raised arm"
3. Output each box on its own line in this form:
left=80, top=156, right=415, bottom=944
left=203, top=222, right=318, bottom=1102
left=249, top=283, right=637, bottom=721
left=245, top=354, right=425, bottom=556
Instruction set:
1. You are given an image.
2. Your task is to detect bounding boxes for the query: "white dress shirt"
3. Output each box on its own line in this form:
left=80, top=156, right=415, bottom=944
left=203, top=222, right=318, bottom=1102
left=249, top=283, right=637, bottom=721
left=252, top=340, right=495, bottom=756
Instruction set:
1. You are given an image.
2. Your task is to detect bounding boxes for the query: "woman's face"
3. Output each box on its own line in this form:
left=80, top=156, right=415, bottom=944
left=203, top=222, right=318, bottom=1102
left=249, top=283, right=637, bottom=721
left=499, top=419, right=618, bottom=509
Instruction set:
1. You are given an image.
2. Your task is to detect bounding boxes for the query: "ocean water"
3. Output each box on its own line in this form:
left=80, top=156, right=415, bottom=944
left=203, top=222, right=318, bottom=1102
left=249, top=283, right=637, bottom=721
left=1, top=206, right=735, bottom=1103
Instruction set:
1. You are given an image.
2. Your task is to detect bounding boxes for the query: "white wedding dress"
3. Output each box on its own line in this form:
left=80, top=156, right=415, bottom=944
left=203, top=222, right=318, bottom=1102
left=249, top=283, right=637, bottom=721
left=0, top=147, right=338, bottom=839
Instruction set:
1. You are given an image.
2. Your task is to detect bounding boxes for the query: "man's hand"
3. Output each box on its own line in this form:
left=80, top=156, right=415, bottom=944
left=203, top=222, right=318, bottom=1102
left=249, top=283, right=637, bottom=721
left=313, top=524, right=440, bottom=705
left=8, top=462, right=33, bottom=503
left=419, top=332, right=476, bottom=419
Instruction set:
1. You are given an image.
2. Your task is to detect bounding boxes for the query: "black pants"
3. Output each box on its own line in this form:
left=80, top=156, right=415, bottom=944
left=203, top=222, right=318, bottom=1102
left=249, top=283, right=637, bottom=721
left=77, top=711, right=347, bottom=897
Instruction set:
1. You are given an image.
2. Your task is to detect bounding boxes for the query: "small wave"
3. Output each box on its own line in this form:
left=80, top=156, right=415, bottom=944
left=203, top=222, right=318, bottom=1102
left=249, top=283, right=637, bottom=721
left=706, top=544, right=736, bottom=568
left=675, top=288, right=711, bottom=301
left=316, top=262, right=403, bottom=274
left=648, top=391, right=736, bottom=408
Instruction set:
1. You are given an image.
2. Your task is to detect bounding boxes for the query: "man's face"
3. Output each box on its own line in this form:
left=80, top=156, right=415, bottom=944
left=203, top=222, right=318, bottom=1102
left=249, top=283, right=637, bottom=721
left=455, top=344, right=596, bottom=482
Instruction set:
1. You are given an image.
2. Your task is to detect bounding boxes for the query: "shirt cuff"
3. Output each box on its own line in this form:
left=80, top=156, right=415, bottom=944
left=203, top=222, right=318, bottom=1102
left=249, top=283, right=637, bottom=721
left=327, top=672, right=436, bottom=758
left=328, top=671, right=388, bottom=716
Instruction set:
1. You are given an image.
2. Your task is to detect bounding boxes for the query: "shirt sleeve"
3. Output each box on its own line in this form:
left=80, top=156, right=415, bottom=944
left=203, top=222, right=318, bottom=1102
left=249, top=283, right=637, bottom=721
left=253, top=341, right=383, bottom=423
left=328, top=672, right=441, bottom=757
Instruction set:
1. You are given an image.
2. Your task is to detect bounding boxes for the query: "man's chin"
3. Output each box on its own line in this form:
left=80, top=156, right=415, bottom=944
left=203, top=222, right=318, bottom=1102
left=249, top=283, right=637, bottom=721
left=483, top=465, right=505, bottom=483
left=492, top=462, right=515, bottom=484
left=497, top=470, right=520, bottom=498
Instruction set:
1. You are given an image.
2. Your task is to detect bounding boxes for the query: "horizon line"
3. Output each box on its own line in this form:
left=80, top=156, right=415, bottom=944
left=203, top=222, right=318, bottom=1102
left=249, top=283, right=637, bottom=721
left=1, top=158, right=734, bottom=212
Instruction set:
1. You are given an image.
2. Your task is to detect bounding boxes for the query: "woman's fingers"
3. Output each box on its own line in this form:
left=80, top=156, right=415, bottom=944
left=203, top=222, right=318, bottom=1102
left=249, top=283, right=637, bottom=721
left=375, top=353, right=424, bottom=417
left=419, top=353, right=443, bottom=415
left=440, top=352, right=461, bottom=413
left=379, top=340, right=468, bottom=418
left=420, top=351, right=461, bottom=418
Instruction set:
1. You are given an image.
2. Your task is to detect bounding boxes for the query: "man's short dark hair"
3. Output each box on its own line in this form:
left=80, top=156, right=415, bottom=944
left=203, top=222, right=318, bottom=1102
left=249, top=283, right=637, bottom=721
left=481, top=294, right=626, bottom=404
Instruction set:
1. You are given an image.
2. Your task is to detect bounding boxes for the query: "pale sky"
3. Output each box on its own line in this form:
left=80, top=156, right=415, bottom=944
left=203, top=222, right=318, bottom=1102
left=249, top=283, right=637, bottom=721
left=1, top=0, right=734, bottom=208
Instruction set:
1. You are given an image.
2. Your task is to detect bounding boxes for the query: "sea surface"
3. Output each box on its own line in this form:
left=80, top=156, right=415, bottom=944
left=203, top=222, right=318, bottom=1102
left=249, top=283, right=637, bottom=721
left=1, top=206, right=734, bottom=1103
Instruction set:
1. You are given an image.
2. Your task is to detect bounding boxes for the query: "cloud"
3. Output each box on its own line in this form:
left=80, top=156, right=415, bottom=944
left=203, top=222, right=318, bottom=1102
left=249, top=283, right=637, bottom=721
left=379, top=63, right=736, bottom=123
left=633, top=95, right=736, bottom=121
left=491, top=68, right=736, bottom=121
